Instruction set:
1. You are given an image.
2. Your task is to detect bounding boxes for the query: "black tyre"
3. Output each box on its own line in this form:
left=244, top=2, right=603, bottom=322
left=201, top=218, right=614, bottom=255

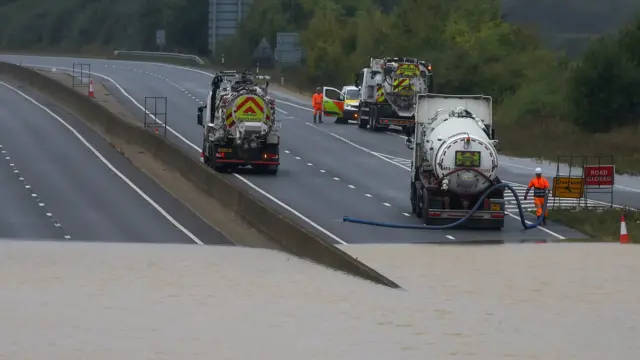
left=265, top=165, right=278, bottom=175
left=213, top=164, right=229, bottom=173
left=358, top=117, right=367, bottom=128
left=369, top=107, right=376, bottom=131
left=415, top=185, right=423, bottom=218
left=421, top=191, right=429, bottom=225
left=410, top=182, right=417, bottom=214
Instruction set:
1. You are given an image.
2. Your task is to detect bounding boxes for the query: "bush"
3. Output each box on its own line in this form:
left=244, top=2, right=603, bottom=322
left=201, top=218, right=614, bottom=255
left=225, top=0, right=560, bottom=122
left=567, top=18, right=640, bottom=133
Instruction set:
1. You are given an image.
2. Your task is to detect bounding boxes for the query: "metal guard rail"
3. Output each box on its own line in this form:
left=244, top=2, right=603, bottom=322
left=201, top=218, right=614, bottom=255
left=112, top=50, right=204, bottom=65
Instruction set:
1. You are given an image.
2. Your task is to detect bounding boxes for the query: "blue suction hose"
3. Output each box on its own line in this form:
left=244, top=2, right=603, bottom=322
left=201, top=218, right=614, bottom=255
left=342, top=175, right=548, bottom=231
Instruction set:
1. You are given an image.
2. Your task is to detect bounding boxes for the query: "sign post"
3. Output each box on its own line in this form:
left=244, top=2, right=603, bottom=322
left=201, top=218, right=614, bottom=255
left=156, top=29, right=166, bottom=52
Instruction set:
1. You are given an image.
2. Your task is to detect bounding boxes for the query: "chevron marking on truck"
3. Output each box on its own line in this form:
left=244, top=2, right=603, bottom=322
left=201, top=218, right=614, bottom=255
left=376, top=86, right=385, bottom=102
left=393, top=78, right=410, bottom=91
left=224, top=95, right=266, bottom=129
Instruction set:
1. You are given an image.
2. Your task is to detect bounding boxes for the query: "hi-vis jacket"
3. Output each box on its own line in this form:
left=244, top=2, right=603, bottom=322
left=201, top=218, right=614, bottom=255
left=312, top=93, right=323, bottom=110
left=528, top=177, right=550, bottom=198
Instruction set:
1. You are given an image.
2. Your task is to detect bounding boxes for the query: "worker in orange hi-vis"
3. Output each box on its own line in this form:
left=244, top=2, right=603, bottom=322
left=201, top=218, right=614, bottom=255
left=312, top=87, right=323, bottom=124
left=523, top=167, right=550, bottom=225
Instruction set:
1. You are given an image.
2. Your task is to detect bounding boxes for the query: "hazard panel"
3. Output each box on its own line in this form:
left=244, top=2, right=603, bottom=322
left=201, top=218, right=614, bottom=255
left=322, top=87, right=345, bottom=117
left=227, top=95, right=266, bottom=127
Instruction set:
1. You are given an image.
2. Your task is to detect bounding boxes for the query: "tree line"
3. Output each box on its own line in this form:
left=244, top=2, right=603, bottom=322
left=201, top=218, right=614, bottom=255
left=222, top=0, right=640, bottom=134
left=0, top=0, right=209, bottom=54
left=0, top=0, right=638, bottom=134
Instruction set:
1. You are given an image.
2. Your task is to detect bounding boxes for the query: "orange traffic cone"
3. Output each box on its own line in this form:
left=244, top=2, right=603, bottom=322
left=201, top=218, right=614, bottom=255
left=88, top=79, right=95, bottom=98
left=620, top=212, right=630, bottom=244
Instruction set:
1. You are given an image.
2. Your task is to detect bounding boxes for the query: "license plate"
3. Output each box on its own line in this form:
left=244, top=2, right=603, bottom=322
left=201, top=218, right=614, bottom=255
left=491, top=203, right=501, bottom=211
left=218, top=148, right=232, bottom=152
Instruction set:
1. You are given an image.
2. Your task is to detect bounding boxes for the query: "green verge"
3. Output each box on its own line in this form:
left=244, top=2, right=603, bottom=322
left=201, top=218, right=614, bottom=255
left=545, top=208, right=639, bottom=243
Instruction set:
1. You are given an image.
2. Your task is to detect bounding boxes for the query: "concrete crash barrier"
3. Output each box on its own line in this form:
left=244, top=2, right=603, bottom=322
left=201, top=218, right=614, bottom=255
left=0, top=61, right=400, bottom=289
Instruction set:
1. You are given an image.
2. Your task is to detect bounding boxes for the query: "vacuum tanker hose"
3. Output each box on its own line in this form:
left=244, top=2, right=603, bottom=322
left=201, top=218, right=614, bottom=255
left=342, top=168, right=548, bottom=230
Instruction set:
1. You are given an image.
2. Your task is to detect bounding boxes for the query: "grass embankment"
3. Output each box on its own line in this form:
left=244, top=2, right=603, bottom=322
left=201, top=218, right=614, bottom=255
left=497, top=118, right=640, bottom=174
left=548, top=208, right=640, bottom=243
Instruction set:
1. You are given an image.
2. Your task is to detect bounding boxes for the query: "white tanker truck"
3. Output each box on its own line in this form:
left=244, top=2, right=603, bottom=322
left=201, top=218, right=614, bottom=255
left=197, top=70, right=280, bottom=174
left=405, top=94, right=505, bottom=228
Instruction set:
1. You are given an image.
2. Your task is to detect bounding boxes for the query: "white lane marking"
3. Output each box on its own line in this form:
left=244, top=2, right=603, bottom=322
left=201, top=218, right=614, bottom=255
left=306, top=162, right=312, bottom=166
left=320, top=169, right=326, bottom=173
left=333, top=177, right=340, bottom=181
left=0, top=80, right=206, bottom=245
left=309, top=124, right=566, bottom=238
left=272, top=95, right=640, bottom=194
left=22, top=64, right=348, bottom=245
left=278, top=108, right=289, bottom=115
left=15, top=55, right=637, bottom=196
left=233, top=175, right=347, bottom=245
left=294, top=156, right=301, bottom=160
left=386, top=131, right=407, bottom=139
left=24, top=60, right=570, bottom=239
left=2, top=145, right=71, bottom=239
left=383, top=203, right=391, bottom=207
left=365, top=194, right=372, bottom=197
left=348, top=185, right=355, bottom=189
left=402, top=212, right=411, bottom=216
left=446, top=235, right=456, bottom=240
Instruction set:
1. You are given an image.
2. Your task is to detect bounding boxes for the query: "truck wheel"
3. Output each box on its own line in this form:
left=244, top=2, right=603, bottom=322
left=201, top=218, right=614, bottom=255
left=265, top=165, right=278, bottom=175
left=410, top=182, right=418, bottom=215
left=421, top=191, right=430, bottom=225
left=369, top=108, right=376, bottom=131
left=358, top=116, right=367, bottom=128
left=213, top=165, right=228, bottom=173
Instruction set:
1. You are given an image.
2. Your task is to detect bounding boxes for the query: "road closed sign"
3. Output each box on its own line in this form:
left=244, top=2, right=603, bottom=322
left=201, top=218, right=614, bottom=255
left=584, top=165, right=615, bottom=186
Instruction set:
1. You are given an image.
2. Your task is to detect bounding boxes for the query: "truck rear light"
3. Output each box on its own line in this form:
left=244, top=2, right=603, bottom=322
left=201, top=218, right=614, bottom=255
left=263, top=153, right=279, bottom=159
left=491, top=213, right=504, bottom=218
left=215, top=152, right=225, bottom=158
left=428, top=211, right=441, bottom=217
left=483, top=199, right=490, bottom=209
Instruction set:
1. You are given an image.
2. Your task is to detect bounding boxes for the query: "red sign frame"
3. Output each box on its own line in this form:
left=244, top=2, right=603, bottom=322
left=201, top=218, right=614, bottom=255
left=583, top=165, right=615, bottom=186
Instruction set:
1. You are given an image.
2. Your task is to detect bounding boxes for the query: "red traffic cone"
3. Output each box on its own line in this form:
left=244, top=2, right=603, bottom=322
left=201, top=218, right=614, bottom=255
left=620, top=213, right=630, bottom=244
left=88, top=79, right=95, bottom=98
left=200, top=152, right=205, bottom=163
left=155, top=127, right=158, bottom=135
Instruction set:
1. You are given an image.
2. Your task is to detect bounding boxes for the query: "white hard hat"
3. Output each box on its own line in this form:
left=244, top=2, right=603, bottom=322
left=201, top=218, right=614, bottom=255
left=535, top=167, right=542, bottom=174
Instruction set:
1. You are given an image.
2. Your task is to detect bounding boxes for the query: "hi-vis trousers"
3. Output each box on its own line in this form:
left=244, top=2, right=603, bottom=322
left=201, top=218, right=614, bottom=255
left=534, top=197, right=548, bottom=217
left=313, top=108, right=322, bottom=122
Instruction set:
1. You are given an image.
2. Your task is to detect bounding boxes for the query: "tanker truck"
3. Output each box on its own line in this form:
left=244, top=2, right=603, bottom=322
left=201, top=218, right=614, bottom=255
left=405, top=94, right=505, bottom=229
left=196, top=69, right=280, bottom=174
left=354, top=57, right=434, bottom=132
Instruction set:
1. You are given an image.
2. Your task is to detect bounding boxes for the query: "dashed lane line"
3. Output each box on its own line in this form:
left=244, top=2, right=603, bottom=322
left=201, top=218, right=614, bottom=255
left=0, top=80, right=206, bottom=245
left=73, top=63, right=447, bottom=224
left=275, top=150, right=458, bottom=238
left=22, top=64, right=348, bottom=245
left=86, top=60, right=640, bottom=197
left=1, top=144, right=71, bottom=239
